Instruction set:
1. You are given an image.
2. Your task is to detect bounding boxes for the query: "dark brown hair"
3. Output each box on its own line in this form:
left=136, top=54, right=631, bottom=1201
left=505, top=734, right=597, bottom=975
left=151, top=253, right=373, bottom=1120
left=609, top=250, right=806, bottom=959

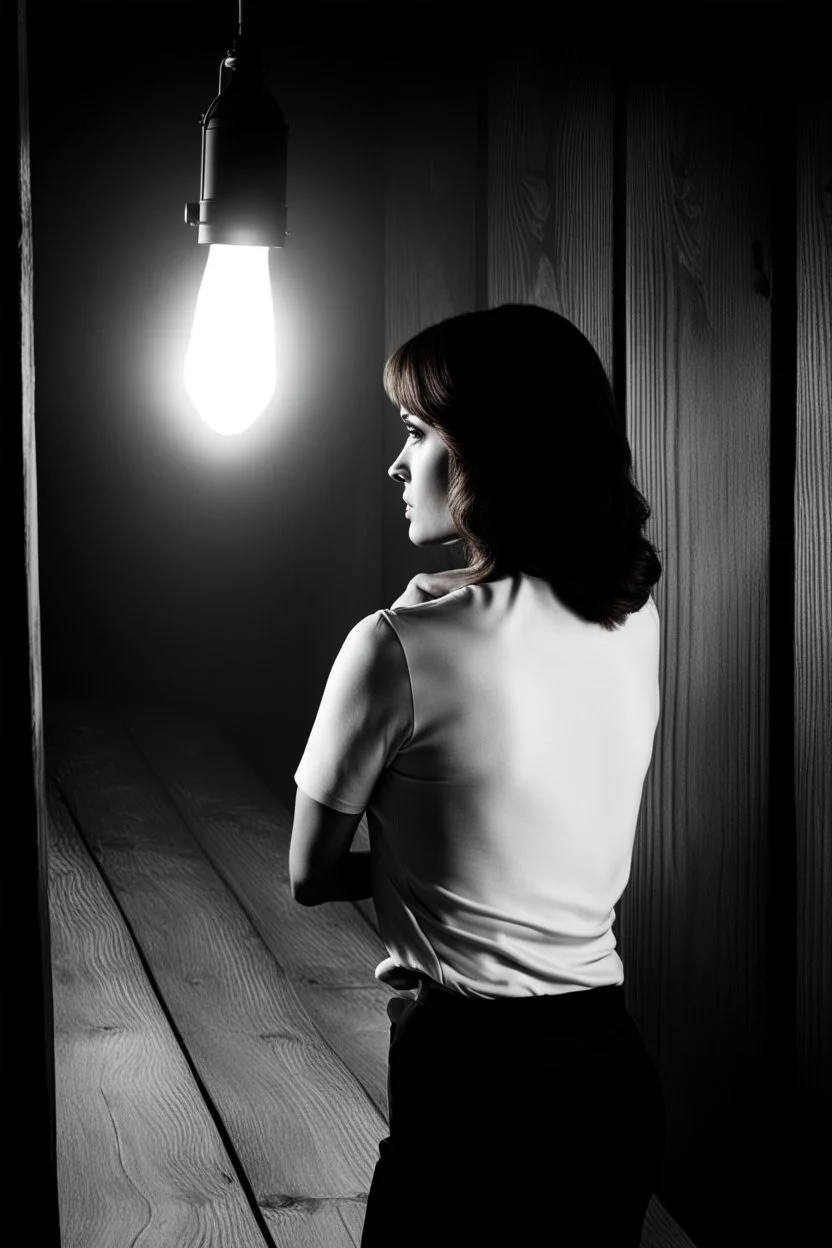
left=383, top=303, right=662, bottom=630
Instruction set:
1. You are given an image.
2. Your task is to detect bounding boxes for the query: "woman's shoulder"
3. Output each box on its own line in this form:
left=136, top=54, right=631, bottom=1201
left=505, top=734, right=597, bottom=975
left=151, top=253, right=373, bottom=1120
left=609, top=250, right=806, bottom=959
left=390, top=568, right=475, bottom=612
left=329, top=609, right=410, bottom=693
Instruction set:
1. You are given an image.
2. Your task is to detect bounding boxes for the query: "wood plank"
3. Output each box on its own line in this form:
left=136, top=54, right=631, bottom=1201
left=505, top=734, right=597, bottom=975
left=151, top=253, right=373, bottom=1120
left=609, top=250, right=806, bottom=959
left=119, top=703, right=397, bottom=1116
left=46, top=701, right=386, bottom=1248
left=16, top=2, right=61, bottom=1240
left=380, top=32, right=482, bottom=603
left=620, top=31, right=772, bottom=1245
left=488, top=33, right=615, bottom=373
left=794, top=52, right=832, bottom=1189
left=47, top=776, right=268, bottom=1248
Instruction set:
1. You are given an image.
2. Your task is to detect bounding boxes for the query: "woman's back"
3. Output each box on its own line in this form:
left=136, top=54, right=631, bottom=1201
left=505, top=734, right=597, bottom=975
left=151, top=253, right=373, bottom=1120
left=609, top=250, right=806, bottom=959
left=295, top=571, right=661, bottom=998
left=293, top=305, right=668, bottom=1245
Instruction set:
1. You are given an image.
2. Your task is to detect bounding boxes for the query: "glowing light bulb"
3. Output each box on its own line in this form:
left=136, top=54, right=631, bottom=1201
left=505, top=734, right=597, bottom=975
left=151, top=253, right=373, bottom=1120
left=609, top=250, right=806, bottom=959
left=184, top=244, right=278, bottom=435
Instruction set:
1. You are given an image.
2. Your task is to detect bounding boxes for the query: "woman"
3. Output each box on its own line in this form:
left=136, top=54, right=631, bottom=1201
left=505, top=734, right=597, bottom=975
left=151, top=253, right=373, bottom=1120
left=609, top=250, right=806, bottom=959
left=290, top=304, right=666, bottom=1246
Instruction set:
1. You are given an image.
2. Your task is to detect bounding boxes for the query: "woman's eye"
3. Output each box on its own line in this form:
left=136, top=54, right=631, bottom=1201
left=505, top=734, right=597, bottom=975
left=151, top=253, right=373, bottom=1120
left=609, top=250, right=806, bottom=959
left=405, top=425, right=422, bottom=441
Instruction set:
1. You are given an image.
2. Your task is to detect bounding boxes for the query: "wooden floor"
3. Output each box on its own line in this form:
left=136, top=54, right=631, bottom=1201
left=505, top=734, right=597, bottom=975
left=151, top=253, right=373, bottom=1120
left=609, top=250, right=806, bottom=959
left=45, top=700, right=697, bottom=1248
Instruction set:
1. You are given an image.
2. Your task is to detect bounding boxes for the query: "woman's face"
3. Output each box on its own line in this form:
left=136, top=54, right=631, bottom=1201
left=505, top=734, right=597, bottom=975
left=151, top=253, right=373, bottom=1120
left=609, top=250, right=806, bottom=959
left=387, top=407, right=460, bottom=546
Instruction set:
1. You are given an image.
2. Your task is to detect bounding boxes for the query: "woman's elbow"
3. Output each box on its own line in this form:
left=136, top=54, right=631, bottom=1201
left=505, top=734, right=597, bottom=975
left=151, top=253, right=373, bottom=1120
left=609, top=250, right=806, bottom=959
left=290, top=875, right=322, bottom=906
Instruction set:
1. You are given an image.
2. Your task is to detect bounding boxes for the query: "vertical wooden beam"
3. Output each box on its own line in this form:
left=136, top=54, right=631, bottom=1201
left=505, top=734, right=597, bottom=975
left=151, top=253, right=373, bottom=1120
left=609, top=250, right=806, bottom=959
left=612, top=46, right=628, bottom=425
left=487, top=31, right=615, bottom=375
left=794, top=21, right=832, bottom=1234
left=475, top=47, right=489, bottom=315
left=13, top=0, right=61, bottom=1241
left=622, top=23, right=773, bottom=1244
left=766, top=6, right=798, bottom=1215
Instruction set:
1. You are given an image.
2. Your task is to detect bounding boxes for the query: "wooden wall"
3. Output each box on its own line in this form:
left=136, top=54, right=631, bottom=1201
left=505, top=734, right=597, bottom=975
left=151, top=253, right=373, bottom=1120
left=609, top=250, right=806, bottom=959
left=382, top=10, right=830, bottom=1247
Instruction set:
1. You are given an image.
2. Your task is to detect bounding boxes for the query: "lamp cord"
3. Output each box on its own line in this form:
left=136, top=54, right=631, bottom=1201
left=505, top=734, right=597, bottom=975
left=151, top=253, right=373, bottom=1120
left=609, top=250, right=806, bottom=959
left=216, top=0, right=249, bottom=94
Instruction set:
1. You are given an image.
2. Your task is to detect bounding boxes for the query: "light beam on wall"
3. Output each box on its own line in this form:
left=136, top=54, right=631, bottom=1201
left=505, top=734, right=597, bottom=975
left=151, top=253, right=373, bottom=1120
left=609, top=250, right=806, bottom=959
left=184, top=8, right=288, bottom=436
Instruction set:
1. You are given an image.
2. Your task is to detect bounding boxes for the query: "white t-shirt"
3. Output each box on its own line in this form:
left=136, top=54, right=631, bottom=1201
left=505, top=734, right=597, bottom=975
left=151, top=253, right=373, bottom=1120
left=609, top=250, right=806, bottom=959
left=294, top=572, right=661, bottom=999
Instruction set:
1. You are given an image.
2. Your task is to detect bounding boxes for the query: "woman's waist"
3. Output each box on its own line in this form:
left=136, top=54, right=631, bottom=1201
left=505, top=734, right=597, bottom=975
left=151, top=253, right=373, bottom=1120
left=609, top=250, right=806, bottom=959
left=414, top=972, right=625, bottom=1010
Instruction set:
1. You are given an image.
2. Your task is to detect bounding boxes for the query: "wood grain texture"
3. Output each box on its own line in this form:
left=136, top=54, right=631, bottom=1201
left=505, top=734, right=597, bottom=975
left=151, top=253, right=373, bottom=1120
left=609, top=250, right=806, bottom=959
left=487, top=38, right=614, bottom=376
left=119, top=704, right=396, bottom=1116
left=45, top=701, right=386, bottom=1248
left=380, top=37, right=481, bottom=603
left=17, top=0, right=60, bottom=1238
left=47, top=777, right=268, bottom=1248
left=639, top=1197, right=698, bottom=1248
left=794, top=76, right=832, bottom=1112
left=620, top=42, right=772, bottom=1244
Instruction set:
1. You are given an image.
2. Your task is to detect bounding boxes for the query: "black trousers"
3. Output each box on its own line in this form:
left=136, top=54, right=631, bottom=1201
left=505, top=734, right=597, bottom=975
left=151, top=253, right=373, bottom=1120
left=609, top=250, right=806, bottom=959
left=361, top=980, right=666, bottom=1247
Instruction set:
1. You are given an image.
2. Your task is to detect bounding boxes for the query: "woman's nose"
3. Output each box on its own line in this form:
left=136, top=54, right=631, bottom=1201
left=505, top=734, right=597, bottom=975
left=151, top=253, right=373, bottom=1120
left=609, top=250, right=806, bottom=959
left=388, top=457, right=408, bottom=482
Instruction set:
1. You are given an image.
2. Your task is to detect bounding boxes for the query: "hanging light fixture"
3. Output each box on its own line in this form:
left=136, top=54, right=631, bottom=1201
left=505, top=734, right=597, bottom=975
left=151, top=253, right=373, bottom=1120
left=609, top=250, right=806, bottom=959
left=184, top=2, right=288, bottom=436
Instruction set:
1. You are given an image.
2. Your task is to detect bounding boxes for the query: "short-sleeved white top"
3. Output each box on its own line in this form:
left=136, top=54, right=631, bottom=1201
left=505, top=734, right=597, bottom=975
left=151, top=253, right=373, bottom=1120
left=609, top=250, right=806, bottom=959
left=294, top=572, right=661, bottom=999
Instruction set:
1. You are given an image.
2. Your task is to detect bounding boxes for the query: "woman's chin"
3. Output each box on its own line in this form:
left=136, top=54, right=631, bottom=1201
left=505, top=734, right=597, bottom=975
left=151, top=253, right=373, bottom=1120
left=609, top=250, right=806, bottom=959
left=408, top=527, right=461, bottom=548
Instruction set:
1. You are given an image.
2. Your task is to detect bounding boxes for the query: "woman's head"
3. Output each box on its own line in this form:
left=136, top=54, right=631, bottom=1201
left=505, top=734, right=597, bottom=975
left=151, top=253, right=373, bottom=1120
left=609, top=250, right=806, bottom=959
left=384, top=303, right=662, bottom=630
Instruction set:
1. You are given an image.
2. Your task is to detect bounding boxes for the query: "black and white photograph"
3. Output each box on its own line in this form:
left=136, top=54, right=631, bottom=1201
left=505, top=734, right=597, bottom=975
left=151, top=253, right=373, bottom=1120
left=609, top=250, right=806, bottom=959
left=12, top=1, right=829, bottom=1245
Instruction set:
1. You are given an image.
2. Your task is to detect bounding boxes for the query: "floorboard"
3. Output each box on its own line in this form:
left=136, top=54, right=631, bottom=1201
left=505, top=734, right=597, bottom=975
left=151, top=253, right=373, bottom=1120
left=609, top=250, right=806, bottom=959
left=120, top=705, right=396, bottom=1115
left=46, top=702, right=384, bottom=1248
left=45, top=698, right=697, bottom=1246
left=47, top=777, right=269, bottom=1248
